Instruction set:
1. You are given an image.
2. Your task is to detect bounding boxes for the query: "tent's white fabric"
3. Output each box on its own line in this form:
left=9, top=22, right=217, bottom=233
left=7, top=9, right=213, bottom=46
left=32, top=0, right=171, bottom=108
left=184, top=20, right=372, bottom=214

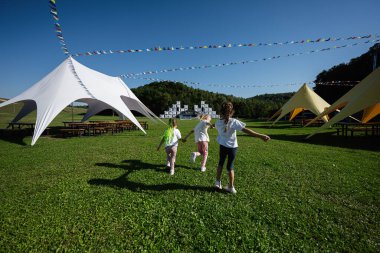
left=0, top=56, right=158, bottom=145
left=269, top=83, right=330, bottom=125
left=306, top=67, right=380, bottom=138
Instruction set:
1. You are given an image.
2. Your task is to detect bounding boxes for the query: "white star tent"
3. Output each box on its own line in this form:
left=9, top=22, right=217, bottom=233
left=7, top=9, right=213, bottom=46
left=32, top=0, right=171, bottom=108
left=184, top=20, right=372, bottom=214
left=306, top=66, right=380, bottom=138
left=269, top=83, right=330, bottom=125
left=0, top=56, right=160, bottom=145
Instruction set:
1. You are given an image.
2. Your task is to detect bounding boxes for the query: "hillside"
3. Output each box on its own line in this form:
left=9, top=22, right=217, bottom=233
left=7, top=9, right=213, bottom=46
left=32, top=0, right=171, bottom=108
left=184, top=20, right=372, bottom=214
left=131, top=82, right=291, bottom=118
left=314, top=43, right=380, bottom=103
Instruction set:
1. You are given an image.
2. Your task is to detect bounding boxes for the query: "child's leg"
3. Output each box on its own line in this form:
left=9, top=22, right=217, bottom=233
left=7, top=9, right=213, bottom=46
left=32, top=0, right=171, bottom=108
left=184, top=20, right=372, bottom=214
left=228, top=170, right=235, bottom=188
left=226, top=148, right=238, bottom=187
left=170, top=147, right=178, bottom=170
left=216, top=145, right=227, bottom=181
left=165, top=147, right=171, bottom=166
left=195, top=142, right=203, bottom=157
left=200, top=141, right=209, bottom=168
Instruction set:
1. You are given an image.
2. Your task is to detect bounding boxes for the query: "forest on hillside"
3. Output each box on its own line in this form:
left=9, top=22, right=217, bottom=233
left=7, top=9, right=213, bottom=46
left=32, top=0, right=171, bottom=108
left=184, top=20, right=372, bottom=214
left=314, top=43, right=380, bottom=103
left=131, top=82, right=293, bottom=119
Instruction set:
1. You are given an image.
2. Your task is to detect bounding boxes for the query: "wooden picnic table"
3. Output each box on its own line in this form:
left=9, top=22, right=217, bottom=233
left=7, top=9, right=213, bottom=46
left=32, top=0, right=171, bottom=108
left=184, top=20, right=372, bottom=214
left=335, top=122, right=380, bottom=136
left=7, top=122, right=35, bottom=130
left=67, top=122, right=102, bottom=136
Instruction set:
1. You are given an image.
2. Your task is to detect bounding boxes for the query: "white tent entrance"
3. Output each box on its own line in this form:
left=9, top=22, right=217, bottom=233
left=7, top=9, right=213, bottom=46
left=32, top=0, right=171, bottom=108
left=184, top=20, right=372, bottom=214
left=0, top=57, right=160, bottom=145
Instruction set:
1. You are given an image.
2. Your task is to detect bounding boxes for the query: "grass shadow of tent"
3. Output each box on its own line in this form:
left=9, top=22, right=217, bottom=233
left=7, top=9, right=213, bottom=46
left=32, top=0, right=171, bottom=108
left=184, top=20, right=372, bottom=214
left=258, top=132, right=380, bottom=151
left=0, top=129, right=29, bottom=146
left=88, top=159, right=216, bottom=193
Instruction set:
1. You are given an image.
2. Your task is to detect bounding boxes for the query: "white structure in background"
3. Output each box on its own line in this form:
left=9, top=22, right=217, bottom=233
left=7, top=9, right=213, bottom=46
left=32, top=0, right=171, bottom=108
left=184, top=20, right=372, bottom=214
left=0, top=56, right=161, bottom=145
left=160, top=101, right=219, bottom=119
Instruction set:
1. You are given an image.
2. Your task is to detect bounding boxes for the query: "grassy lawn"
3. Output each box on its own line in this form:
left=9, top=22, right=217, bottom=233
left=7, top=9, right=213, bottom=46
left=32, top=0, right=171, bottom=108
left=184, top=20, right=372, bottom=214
left=0, top=105, right=379, bottom=252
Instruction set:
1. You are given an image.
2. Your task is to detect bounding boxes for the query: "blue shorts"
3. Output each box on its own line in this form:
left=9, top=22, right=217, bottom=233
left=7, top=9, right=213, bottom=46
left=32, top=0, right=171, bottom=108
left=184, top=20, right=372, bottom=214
left=218, top=145, right=238, bottom=171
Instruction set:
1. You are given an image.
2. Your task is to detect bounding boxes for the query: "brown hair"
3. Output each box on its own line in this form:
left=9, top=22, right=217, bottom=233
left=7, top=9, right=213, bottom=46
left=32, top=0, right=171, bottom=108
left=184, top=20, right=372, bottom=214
left=220, top=101, right=234, bottom=124
left=168, top=118, right=177, bottom=127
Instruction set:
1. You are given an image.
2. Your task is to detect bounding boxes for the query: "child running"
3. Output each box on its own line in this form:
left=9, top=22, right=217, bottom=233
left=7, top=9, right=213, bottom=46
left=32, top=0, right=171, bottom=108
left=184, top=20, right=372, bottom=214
left=215, top=101, right=270, bottom=194
left=157, top=118, right=182, bottom=175
left=182, top=114, right=214, bottom=172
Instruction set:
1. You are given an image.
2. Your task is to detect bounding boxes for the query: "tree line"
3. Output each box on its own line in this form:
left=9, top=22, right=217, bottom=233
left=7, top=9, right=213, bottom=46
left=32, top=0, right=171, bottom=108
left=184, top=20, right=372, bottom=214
left=131, top=81, right=293, bottom=119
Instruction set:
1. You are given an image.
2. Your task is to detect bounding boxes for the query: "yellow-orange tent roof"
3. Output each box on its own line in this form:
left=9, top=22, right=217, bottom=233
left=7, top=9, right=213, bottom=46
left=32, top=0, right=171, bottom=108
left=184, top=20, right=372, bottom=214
left=269, top=83, right=330, bottom=125
left=307, top=66, right=380, bottom=138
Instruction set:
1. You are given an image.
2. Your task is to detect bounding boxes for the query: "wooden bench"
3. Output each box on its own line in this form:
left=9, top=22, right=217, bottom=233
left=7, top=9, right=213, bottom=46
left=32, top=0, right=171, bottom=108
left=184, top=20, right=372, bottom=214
left=60, top=128, right=85, bottom=137
left=93, top=127, right=106, bottom=135
left=348, top=126, right=370, bottom=136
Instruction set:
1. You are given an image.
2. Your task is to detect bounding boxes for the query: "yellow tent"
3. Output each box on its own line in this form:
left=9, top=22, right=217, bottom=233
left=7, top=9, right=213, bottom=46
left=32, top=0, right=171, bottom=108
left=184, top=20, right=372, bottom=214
left=306, top=67, right=380, bottom=138
left=269, top=83, right=330, bottom=125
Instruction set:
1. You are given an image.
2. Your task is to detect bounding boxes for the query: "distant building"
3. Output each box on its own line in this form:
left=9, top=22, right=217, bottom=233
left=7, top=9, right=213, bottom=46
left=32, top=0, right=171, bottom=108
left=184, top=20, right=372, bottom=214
left=160, top=101, right=219, bottom=119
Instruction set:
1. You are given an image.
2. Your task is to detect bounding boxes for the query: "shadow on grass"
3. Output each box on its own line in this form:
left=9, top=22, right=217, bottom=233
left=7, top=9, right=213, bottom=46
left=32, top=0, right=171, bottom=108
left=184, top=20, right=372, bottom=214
left=88, top=159, right=217, bottom=193
left=0, top=126, right=66, bottom=146
left=0, top=129, right=29, bottom=146
left=257, top=132, right=380, bottom=151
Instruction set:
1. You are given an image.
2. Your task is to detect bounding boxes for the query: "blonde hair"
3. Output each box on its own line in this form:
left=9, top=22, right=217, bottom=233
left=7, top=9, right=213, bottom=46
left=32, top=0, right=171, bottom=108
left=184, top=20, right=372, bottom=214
left=199, top=114, right=210, bottom=121
left=163, top=118, right=178, bottom=145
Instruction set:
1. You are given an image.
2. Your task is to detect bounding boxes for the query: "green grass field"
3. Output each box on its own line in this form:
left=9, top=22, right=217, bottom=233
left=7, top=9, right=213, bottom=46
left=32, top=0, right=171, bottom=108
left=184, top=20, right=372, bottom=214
left=0, top=105, right=379, bottom=252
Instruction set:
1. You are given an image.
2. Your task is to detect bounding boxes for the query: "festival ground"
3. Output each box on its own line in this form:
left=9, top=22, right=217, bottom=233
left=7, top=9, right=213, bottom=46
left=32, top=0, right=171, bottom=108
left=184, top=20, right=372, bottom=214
left=0, top=110, right=379, bottom=251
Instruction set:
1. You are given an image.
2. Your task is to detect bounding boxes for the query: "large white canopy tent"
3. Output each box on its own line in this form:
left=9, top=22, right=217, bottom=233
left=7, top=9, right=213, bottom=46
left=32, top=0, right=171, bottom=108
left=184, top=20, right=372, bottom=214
left=268, top=83, right=330, bottom=125
left=306, top=66, right=380, bottom=138
left=0, top=56, right=160, bottom=145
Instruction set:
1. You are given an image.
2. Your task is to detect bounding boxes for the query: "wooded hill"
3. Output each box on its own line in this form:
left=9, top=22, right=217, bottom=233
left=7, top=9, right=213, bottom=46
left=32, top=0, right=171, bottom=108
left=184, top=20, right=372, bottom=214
left=314, top=43, right=380, bottom=103
left=131, top=82, right=293, bottom=118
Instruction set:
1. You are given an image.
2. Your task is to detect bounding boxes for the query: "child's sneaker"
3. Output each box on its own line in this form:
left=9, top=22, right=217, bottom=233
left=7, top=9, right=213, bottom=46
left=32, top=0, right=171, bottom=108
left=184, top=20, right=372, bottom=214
left=166, top=161, right=170, bottom=167
left=170, top=169, right=174, bottom=175
left=200, top=167, right=206, bottom=172
left=225, top=186, right=237, bottom=194
left=215, top=180, right=222, bottom=189
left=190, top=152, right=197, bottom=163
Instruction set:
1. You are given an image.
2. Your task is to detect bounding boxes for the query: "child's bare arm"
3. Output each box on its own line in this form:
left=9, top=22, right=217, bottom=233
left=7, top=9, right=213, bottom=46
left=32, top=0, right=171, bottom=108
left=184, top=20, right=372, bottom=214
left=157, top=138, right=164, bottom=150
left=242, top=128, right=270, bottom=142
left=206, top=122, right=215, bottom=128
left=182, top=130, right=194, bottom=142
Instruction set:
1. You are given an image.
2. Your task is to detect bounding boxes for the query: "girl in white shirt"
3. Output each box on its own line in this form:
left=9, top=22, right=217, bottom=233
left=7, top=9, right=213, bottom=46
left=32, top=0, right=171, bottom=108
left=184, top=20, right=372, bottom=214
left=157, top=118, right=182, bottom=175
left=215, top=102, right=270, bottom=193
left=183, top=114, right=214, bottom=172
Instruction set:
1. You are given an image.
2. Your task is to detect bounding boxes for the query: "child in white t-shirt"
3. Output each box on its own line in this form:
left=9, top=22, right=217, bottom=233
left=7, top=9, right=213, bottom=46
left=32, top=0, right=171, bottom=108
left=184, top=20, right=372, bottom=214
left=183, top=114, right=214, bottom=172
left=215, top=102, right=270, bottom=194
left=157, top=118, right=182, bottom=175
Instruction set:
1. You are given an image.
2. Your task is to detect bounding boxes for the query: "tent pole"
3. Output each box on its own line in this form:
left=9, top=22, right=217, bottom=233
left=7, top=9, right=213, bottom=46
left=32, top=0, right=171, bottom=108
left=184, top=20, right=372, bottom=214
left=71, top=102, right=74, bottom=122
left=373, top=44, right=380, bottom=71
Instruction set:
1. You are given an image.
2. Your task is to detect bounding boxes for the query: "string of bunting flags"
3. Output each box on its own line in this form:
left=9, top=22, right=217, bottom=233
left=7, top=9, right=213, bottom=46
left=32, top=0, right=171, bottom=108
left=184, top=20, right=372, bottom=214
left=123, top=76, right=359, bottom=89
left=49, top=0, right=70, bottom=55
left=122, top=39, right=380, bottom=77
left=71, top=34, right=379, bottom=57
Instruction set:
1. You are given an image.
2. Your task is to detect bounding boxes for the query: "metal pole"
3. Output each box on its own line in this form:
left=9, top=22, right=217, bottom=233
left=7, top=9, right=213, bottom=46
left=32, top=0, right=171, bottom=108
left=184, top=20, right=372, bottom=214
left=71, top=102, right=74, bottom=122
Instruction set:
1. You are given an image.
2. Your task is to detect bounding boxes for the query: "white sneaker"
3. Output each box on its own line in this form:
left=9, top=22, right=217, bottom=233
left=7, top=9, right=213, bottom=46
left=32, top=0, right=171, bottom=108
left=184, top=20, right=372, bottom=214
left=201, top=167, right=206, bottom=172
left=166, top=161, right=170, bottom=167
left=215, top=180, right=222, bottom=189
left=170, top=169, right=174, bottom=175
left=190, top=152, right=197, bottom=163
left=225, top=186, right=237, bottom=194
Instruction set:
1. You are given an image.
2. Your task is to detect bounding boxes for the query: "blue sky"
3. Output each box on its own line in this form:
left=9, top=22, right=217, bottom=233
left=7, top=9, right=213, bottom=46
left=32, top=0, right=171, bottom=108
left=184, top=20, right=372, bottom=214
left=0, top=0, right=379, bottom=99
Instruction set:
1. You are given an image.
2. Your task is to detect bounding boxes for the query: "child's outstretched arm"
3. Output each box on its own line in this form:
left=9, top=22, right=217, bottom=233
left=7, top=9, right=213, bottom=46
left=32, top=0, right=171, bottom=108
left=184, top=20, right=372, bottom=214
left=206, top=122, right=215, bottom=128
left=157, top=138, right=164, bottom=151
left=182, top=130, right=194, bottom=143
left=242, top=128, right=271, bottom=142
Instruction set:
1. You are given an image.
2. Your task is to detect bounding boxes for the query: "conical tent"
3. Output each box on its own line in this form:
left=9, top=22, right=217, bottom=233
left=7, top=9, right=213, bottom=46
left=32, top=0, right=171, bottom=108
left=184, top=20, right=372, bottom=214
left=0, top=56, right=158, bottom=145
left=306, top=66, right=380, bottom=138
left=269, top=83, right=330, bottom=125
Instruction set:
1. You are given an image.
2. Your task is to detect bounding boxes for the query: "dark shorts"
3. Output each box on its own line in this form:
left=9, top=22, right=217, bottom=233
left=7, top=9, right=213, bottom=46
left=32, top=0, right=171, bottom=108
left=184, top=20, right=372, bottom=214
left=218, top=145, right=238, bottom=171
